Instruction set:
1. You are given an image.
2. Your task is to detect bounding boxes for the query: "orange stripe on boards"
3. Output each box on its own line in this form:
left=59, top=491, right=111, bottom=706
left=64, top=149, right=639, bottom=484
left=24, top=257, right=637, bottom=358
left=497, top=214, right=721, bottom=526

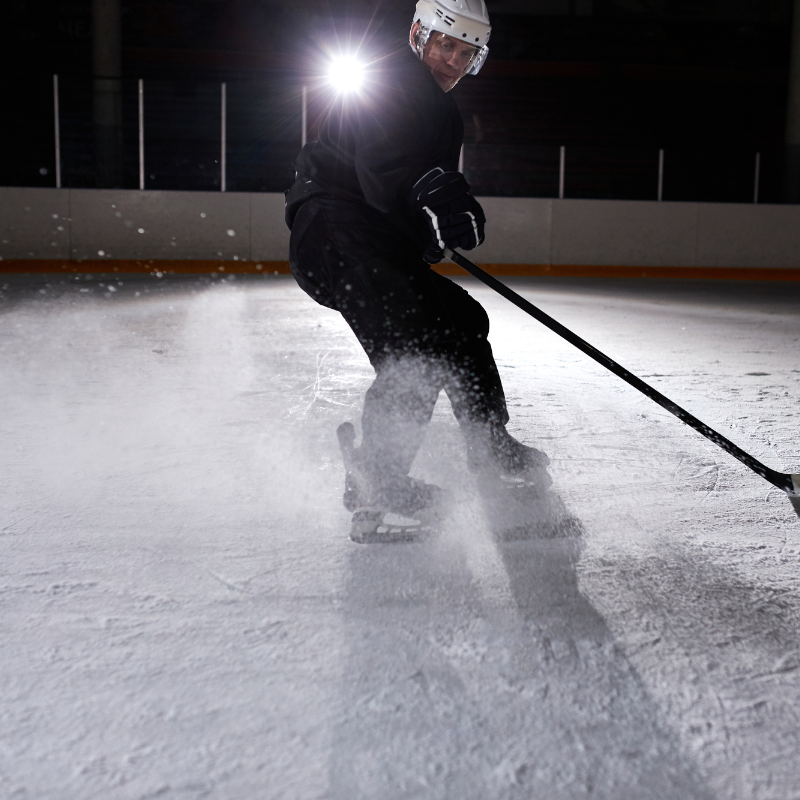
left=432, top=263, right=800, bottom=282
left=1, top=260, right=799, bottom=282
left=0, top=260, right=293, bottom=275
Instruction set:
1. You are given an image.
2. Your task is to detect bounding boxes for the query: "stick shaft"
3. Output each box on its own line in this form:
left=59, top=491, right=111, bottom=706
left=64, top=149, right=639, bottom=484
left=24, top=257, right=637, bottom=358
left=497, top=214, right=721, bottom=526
left=445, top=249, right=793, bottom=494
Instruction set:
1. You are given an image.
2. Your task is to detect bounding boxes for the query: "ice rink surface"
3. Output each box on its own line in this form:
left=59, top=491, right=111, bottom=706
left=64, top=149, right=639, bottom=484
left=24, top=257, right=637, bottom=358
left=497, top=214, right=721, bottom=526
left=1, top=272, right=799, bottom=799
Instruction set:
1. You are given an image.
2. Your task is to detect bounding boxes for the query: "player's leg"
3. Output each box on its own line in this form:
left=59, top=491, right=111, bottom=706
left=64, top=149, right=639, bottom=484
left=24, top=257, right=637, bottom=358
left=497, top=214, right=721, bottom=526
left=290, top=199, right=446, bottom=517
left=423, top=272, right=552, bottom=486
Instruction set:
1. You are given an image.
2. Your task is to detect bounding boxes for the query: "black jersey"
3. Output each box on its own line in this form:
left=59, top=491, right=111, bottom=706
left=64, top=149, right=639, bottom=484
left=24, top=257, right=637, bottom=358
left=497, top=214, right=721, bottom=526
left=290, top=46, right=464, bottom=248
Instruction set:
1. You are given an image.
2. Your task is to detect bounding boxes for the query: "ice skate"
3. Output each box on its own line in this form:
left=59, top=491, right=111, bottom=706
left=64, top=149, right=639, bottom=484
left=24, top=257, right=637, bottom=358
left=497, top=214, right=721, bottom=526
left=466, top=424, right=553, bottom=492
left=463, top=425, right=580, bottom=540
left=337, top=422, right=445, bottom=544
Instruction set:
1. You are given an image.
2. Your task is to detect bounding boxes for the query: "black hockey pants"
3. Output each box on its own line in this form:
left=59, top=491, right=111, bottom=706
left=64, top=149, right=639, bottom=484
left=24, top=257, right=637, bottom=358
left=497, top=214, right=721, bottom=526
left=289, top=196, right=509, bottom=485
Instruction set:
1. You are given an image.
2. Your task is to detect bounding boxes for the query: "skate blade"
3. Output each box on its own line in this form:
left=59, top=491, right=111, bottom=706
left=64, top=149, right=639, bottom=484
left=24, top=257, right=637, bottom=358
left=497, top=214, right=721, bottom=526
left=499, top=513, right=584, bottom=541
left=480, top=474, right=553, bottom=497
left=502, top=469, right=553, bottom=491
left=349, top=510, right=438, bottom=545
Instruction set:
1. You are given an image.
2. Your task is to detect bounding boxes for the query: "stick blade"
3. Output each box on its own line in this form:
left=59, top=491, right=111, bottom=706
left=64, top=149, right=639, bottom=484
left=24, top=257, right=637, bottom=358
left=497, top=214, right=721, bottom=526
left=788, top=474, right=800, bottom=520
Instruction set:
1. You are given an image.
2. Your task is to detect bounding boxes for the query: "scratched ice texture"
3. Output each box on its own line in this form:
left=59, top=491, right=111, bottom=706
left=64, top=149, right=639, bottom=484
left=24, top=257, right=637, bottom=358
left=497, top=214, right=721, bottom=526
left=1, top=273, right=799, bottom=799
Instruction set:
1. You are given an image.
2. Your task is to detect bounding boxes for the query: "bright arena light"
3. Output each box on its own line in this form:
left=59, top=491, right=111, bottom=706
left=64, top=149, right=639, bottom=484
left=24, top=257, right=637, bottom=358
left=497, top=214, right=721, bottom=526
left=328, top=56, right=365, bottom=93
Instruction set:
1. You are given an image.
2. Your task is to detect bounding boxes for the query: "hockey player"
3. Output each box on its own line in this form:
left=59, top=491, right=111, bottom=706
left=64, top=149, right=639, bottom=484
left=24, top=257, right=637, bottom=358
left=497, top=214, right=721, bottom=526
left=285, top=0, right=551, bottom=541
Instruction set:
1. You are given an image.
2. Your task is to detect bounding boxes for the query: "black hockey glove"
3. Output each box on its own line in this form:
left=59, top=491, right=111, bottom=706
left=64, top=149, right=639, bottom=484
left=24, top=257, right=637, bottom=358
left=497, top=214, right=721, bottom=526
left=410, top=168, right=486, bottom=255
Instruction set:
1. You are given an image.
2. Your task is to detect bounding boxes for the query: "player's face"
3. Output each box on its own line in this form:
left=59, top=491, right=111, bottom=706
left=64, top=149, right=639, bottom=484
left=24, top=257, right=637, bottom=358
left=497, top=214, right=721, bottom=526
left=420, top=30, right=480, bottom=91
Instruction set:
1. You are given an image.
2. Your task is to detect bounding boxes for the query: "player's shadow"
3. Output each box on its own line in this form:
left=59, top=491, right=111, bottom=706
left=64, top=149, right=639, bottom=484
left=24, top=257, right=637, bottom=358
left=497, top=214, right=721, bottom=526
left=477, top=481, right=584, bottom=542
left=327, top=493, right=713, bottom=800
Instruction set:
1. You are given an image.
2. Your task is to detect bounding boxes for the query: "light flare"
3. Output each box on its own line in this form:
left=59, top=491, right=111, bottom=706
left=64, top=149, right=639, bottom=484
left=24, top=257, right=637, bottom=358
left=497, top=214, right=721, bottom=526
left=327, top=56, right=365, bottom=93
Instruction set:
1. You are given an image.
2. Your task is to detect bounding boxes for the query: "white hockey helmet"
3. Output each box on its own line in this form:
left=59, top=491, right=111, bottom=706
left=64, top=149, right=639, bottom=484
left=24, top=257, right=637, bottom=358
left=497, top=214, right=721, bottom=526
left=411, top=0, right=491, bottom=76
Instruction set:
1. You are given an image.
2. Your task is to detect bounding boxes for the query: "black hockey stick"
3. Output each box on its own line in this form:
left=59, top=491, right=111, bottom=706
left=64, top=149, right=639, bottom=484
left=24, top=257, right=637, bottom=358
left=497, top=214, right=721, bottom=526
left=444, top=248, right=800, bottom=517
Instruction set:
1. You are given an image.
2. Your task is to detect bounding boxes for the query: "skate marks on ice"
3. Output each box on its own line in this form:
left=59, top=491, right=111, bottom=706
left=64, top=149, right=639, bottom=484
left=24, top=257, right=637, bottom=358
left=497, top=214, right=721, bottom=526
left=328, top=507, right=712, bottom=800
left=580, top=521, right=800, bottom=800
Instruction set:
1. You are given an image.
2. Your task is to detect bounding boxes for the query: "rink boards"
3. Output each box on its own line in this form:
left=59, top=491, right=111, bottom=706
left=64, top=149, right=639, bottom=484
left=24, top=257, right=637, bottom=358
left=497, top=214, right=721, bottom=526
left=1, top=186, right=800, bottom=279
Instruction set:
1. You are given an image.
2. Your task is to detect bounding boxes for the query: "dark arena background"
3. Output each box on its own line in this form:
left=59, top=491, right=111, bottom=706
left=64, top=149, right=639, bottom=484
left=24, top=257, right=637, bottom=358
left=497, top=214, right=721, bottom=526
left=1, top=0, right=797, bottom=201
